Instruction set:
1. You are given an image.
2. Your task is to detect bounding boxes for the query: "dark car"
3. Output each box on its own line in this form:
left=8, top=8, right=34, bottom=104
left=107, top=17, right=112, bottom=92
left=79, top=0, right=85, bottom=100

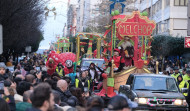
left=119, top=74, right=188, bottom=111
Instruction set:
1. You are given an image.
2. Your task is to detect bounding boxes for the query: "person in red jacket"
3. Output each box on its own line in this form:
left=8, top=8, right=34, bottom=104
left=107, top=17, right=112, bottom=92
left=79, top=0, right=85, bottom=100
left=109, top=48, right=125, bottom=72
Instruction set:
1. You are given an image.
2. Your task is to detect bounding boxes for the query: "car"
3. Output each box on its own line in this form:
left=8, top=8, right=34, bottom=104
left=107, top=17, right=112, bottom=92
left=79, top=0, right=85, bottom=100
left=119, top=74, right=188, bottom=111
left=80, top=58, right=105, bottom=72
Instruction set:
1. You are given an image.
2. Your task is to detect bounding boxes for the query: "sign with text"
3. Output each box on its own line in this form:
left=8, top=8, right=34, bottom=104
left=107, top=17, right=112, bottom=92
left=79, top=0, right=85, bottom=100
left=116, top=11, right=156, bottom=36
left=184, top=37, right=190, bottom=48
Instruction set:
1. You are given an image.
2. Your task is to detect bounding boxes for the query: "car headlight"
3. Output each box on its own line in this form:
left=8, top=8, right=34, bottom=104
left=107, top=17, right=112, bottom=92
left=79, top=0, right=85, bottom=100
left=135, top=97, right=147, bottom=104
left=174, top=99, right=182, bottom=105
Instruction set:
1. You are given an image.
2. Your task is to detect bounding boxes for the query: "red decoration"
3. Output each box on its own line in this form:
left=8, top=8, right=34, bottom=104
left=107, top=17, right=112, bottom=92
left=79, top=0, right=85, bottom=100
left=114, top=11, right=156, bottom=68
left=46, top=51, right=76, bottom=75
left=115, top=12, right=156, bottom=37
left=185, top=37, right=190, bottom=48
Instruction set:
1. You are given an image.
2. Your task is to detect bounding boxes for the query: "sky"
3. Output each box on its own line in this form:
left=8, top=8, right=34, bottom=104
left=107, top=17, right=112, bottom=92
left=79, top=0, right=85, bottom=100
left=39, top=0, right=77, bottom=49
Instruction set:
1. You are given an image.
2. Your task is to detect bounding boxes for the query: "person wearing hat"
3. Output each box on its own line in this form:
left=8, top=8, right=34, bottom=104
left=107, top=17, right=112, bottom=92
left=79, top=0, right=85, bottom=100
left=171, top=66, right=180, bottom=81
left=109, top=48, right=125, bottom=72
left=183, top=70, right=190, bottom=84
left=0, top=62, right=8, bottom=81
left=177, top=75, right=189, bottom=96
left=108, top=94, right=138, bottom=111
left=55, top=62, right=65, bottom=78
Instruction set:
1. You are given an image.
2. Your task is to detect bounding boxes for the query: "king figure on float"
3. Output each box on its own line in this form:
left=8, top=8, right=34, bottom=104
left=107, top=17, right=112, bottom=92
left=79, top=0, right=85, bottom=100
left=118, top=36, right=134, bottom=67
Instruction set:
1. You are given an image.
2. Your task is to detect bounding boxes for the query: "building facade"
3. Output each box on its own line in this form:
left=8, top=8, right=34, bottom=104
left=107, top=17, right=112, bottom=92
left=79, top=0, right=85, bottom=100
left=67, top=4, right=77, bottom=37
left=76, top=0, right=102, bottom=32
left=136, top=0, right=188, bottom=37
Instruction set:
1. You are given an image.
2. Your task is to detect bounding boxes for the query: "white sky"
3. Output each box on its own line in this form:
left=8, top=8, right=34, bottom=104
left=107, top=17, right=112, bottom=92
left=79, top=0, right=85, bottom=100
left=39, top=0, right=77, bottom=49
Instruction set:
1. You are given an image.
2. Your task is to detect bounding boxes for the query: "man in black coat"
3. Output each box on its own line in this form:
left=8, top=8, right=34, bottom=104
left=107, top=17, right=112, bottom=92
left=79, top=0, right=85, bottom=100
left=56, top=80, right=73, bottom=102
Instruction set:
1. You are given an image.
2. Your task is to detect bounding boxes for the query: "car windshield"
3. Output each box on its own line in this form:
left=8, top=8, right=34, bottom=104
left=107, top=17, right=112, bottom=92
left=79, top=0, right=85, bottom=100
left=81, top=60, right=105, bottom=68
left=134, top=76, right=179, bottom=92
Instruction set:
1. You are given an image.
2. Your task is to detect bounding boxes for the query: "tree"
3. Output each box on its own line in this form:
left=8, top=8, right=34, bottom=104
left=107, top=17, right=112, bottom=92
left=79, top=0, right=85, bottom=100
left=151, top=35, right=190, bottom=57
left=86, top=0, right=136, bottom=34
left=0, top=0, right=46, bottom=59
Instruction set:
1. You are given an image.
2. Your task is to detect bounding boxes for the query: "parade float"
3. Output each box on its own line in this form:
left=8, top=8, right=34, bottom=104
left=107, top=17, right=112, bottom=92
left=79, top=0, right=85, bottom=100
left=55, top=37, right=70, bottom=53
left=96, top=11, right=156, bottom=97
left=75, top=32, right=103, bottom=63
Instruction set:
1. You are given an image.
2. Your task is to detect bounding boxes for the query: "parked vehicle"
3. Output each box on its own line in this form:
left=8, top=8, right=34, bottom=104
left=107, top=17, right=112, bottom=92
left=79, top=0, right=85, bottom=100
left=119, top=74, right=188, bottom=111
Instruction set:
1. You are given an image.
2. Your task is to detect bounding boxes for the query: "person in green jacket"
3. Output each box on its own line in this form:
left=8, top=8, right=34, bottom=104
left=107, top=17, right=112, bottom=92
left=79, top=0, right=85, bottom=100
left=183, top=70, right=190, bottom=83
left=177, top=75, right=189, bottom=96
left=16, top=90, right=32, bottom=111
left=171, top=67, right=180, bottom=81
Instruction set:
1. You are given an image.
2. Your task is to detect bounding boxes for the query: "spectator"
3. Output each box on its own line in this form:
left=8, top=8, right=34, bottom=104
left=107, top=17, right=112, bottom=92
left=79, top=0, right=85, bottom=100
left=26, top=83, right=55, bottom=111
left=56, top=80, right=73, bottom=102
left=169, top=68, right=174, bottom=76
left=66, top=96, right=78, bottom=107
left=3, top=87, right=16, bottom=111
left=41, top=72, right=51, bottom=82
left=25, top=74, right=36, bottom=85
left=86, top=96, right=104, bottom=111
left=15, top=81, right=33, bottom=103
left=0, top=62, right=8, bottom=81
left=0, top=98, right=10, bottom=111
left=15, top=74, right=25, bottom=80
left=16, top=90, right=33, bottom=111
left=70, top=88, right=85, bottom=106
left=185, top=64, right=189, bottom=69
left=52, top=90, right=63, bottom=111
left=51, top=72, right=61, bottom=82
left=63, top=76, right=72, bottom=87
left=182, top=68, right=187, bottom=77
left=180, top=57, right=184, bottom=69
left=45, top=79, right=57, bottom=90
left=108, top=94, right=138, bottom=111
left=14, top=64, right=21, bottom=74
left=66, top=72, right=76, bottom=86
left=76, top=65, right=81, bottom=78
left=13, top=77, right=22, bottom=86
left=6, top=59, right=13, bottom=66
left=162, top=70, right=168, bottom=75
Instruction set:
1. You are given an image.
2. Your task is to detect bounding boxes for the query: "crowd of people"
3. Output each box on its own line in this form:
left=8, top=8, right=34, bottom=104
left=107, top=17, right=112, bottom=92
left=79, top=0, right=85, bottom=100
left=0, top=54, right=138, bottom=111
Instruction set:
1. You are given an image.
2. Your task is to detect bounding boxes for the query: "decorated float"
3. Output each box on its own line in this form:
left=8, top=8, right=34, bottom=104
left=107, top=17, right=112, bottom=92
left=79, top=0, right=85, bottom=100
left=75, top=32, right=103, bottom=62
left=55, top=37, right=70, bottom=53
left=96, top=11, right=156, bottom=97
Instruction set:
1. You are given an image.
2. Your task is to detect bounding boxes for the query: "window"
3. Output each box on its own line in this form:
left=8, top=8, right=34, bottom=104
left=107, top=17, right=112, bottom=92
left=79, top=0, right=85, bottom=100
left=134, top=76, right=178, bottom=92
left=174, top=0, right=188, bottom=6
left=186, top=0, right=188, bottom=5
left=180, top=0, right=185, bottom=5
left=174, top=0, right=180, bottom=5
